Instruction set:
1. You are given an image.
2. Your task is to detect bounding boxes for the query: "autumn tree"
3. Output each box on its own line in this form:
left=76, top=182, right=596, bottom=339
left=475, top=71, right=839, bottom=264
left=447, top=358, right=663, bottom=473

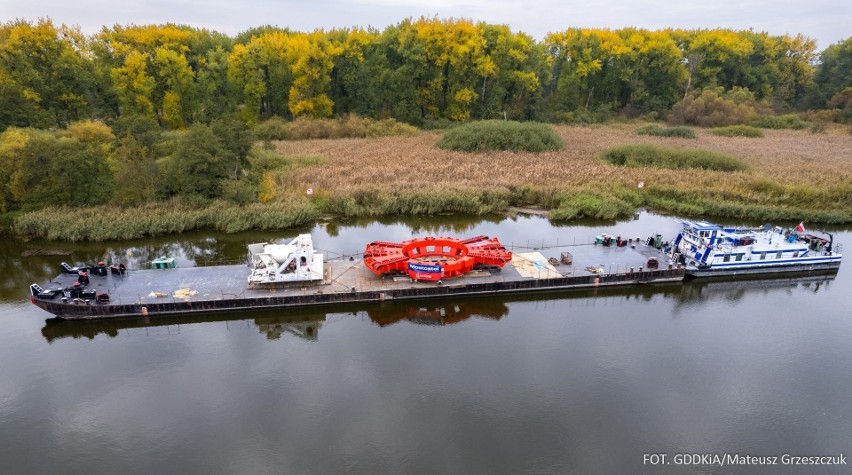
left=327, top=28, right=384, bottom=117
left=811, top=37, right=852, bottom=110
left=0, top=19, right=94, bottom=129
left=94, top=24, right=233, bottom=127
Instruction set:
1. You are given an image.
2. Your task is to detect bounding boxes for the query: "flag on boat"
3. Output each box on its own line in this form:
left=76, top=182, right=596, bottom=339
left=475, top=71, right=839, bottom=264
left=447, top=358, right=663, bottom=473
left=796, top=222, right=805, bottom=233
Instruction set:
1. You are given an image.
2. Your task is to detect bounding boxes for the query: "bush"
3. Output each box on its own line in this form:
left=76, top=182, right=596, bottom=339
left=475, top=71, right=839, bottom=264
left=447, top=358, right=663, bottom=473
left=560, top=108, right=614, bottom=125
left=366, top=119, right=419, bottom=138
left=751, top=114, right=809, bottom=130
left=800, top=109, right=841, bottom=124
left=810, top=122, right=827, bottom=134
left=252, top=115, right=418, bottom=140
left=635, top=124, right=696, bottom=138
left=437, top=120, right=563, bottom=152
left=709, top=125, right=764, bottom=137
left=668, top=87, right=759, bottom=127
left=421, top=118, right=458, bottom=130
left=252, top=117, right=289, bottom=141
left=600, top=144, right=748, bottom=172
left=550, top=192, right=636, bottom=220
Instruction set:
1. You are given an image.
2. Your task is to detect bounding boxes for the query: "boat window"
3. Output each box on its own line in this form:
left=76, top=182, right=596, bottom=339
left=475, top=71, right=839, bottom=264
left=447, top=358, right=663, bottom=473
left=760, top=252, right=766, bottom=260
left=735, top=254, right=743, bottom=261
left=426, top=245, right=436, bottom=253
left=443, top=246, right=452, bottom=254
left=723, top=254, right=731, bottom=262
left=776, top=251, right=782, bottom=259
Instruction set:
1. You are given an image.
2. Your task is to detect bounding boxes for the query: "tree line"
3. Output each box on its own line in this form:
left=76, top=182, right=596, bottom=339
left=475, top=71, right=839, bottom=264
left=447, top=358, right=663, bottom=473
left=1, top=18, right=850, bottom=130
left=0, top=18, right=850, bottom=214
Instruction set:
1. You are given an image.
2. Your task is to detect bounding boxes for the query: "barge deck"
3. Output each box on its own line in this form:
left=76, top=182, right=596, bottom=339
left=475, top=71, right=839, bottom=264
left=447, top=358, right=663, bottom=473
left=32, top=242, right=684, bottom=320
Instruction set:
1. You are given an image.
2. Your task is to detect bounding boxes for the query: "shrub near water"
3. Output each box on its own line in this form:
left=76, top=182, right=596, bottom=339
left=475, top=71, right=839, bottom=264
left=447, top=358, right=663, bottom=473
left=635, top=124, right=696, bottom=138
left=437, top=120, right=563, bottom=152
left=600, top=144, right=748, bottom=172
left=709, top=125, right=764, bottom=137
left=252, top=116, right=418, bottom=141
left=752, top=114, right=809, bottom=130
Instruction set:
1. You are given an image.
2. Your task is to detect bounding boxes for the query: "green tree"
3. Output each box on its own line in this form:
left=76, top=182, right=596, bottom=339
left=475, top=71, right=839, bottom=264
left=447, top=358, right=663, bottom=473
left=811, top=37, right=852, bottom=109
left=0, top=19, right=94, bottom=129
left=0, top=127, right=29, bottom=211
left=167, top=123, right=240, bottom=197
left=110, top=134, right=156, bottom=206
left=8, top=130, right=112, bottom=209
left=328, top=28, right=384, bottom=117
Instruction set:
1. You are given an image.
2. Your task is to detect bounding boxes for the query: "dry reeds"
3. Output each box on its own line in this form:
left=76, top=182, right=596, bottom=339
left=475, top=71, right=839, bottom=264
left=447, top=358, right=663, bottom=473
left=15, top=122, right=852, bottom=240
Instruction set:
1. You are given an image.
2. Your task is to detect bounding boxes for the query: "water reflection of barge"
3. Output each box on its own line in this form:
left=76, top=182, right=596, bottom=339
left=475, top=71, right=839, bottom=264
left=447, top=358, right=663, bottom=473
left=41, top=273, right=837, bottom=341
left=40, top=300, right=512, bottom=341
left=31, top=234, right=683, bottom=321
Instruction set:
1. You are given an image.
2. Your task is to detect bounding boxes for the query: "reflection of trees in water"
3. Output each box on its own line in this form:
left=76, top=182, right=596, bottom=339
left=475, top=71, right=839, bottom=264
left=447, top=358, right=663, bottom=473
left=325, top=214, right=504, bottom=238
left=99, top=237, right=250, bottom=270
left=0, top=237, right=73, bottom=298
left=257, top=320, right=321, bottom=341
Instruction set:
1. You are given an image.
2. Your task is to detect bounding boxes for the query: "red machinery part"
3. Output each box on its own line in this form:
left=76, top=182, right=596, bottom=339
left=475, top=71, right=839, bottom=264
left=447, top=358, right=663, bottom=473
left=363, top=236, right=512, bottom=281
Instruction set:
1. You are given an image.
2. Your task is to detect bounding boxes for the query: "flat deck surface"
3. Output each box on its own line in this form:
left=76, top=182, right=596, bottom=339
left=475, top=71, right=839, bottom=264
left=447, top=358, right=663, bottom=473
left=41, top=243, right=671, bottom=306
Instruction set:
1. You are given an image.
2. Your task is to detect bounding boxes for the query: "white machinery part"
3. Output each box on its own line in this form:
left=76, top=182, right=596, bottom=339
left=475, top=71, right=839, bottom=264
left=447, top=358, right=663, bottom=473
left=247, top=234, right=324, bottom=286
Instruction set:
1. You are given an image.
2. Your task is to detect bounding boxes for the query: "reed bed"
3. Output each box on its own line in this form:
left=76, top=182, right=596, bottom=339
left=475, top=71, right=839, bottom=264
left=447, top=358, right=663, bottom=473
left=709, top=125, right=764, bottom=137
left=436, top=121, right=563, bottom=152
left=273, top=124, right=852, bottom=223
left=752, top=114, right=809, bottom=130
left=635, top=124, right=697, bottom=138
left=14, top=123, right=852, bottom=240
left=14, top=198, right=319, bottom=242
left=600, top=144, right=748, bottom=171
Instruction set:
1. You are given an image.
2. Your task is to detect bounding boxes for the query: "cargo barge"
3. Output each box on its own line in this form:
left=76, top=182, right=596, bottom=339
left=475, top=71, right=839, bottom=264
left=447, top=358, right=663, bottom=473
left=30, top=234, right=684, bottom=320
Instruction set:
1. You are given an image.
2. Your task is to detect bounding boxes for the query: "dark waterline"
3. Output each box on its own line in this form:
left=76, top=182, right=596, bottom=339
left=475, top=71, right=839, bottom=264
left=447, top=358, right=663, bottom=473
left=1, top=213, right=850, bottom=473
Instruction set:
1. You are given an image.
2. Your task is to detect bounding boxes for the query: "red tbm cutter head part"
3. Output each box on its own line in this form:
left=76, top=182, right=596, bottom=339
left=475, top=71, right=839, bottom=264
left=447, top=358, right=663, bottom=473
left=363, top=236, right=512, bottom=281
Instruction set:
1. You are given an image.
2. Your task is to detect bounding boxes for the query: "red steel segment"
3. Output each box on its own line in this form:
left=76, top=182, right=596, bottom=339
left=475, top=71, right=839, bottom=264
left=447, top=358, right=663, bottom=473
left=363, top=236, right=512, bottom=281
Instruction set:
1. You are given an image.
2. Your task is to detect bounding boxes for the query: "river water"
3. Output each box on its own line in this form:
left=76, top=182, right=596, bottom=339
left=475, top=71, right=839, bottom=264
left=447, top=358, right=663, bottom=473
left=1, top=213, right=849, bottom=474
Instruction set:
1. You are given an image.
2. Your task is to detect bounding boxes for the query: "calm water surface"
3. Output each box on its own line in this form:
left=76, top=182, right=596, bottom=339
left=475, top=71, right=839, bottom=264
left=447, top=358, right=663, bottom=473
left=0, top=213, right=850, bottom=474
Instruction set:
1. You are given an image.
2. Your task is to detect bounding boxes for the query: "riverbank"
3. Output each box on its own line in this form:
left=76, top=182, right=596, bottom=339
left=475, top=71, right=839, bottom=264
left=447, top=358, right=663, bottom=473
left=9, top=124, right=852, bottom=241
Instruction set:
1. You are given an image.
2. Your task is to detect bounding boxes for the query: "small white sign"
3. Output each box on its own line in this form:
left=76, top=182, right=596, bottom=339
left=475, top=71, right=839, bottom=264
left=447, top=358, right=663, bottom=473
left=306, top=188, right=314, bottom=196
left=638, top=181, right=645, bottom=189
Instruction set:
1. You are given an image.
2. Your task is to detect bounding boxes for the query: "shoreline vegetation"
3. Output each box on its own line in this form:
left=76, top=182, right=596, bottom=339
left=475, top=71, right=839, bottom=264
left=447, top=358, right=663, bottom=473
left=1, top=19, right=851, bottom=241
left=9, top=122, right=852, bottom=242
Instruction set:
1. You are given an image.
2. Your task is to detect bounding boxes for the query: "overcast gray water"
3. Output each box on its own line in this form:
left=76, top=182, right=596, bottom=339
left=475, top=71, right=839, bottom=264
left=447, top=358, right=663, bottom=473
left=1, top=213, right=849, bottom=474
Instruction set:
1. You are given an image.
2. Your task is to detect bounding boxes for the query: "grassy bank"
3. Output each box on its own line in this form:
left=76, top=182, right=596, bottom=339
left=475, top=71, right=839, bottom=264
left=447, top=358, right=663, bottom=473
left=10, top=123, right=852, bottom=241
left=13, top=198, right=320, bottom=242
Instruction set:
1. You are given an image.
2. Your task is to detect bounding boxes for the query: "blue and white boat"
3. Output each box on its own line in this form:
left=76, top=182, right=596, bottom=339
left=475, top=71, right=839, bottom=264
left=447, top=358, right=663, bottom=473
left=669, top=220, right=842, bottom=277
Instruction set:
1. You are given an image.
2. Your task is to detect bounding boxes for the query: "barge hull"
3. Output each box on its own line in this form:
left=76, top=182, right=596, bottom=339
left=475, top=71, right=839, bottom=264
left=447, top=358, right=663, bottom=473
left=32, top=242, right=683, bottom=321
left=35, top=268, right=684, bottom=321
left=686, top=260, right=841, bottom=278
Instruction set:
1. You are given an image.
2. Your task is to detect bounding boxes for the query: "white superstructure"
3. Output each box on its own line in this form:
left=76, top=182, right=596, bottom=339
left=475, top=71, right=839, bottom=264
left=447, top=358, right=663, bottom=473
left=247, top=234, right=324, bottom=286
left=670, top=220, right=842, bottom=277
